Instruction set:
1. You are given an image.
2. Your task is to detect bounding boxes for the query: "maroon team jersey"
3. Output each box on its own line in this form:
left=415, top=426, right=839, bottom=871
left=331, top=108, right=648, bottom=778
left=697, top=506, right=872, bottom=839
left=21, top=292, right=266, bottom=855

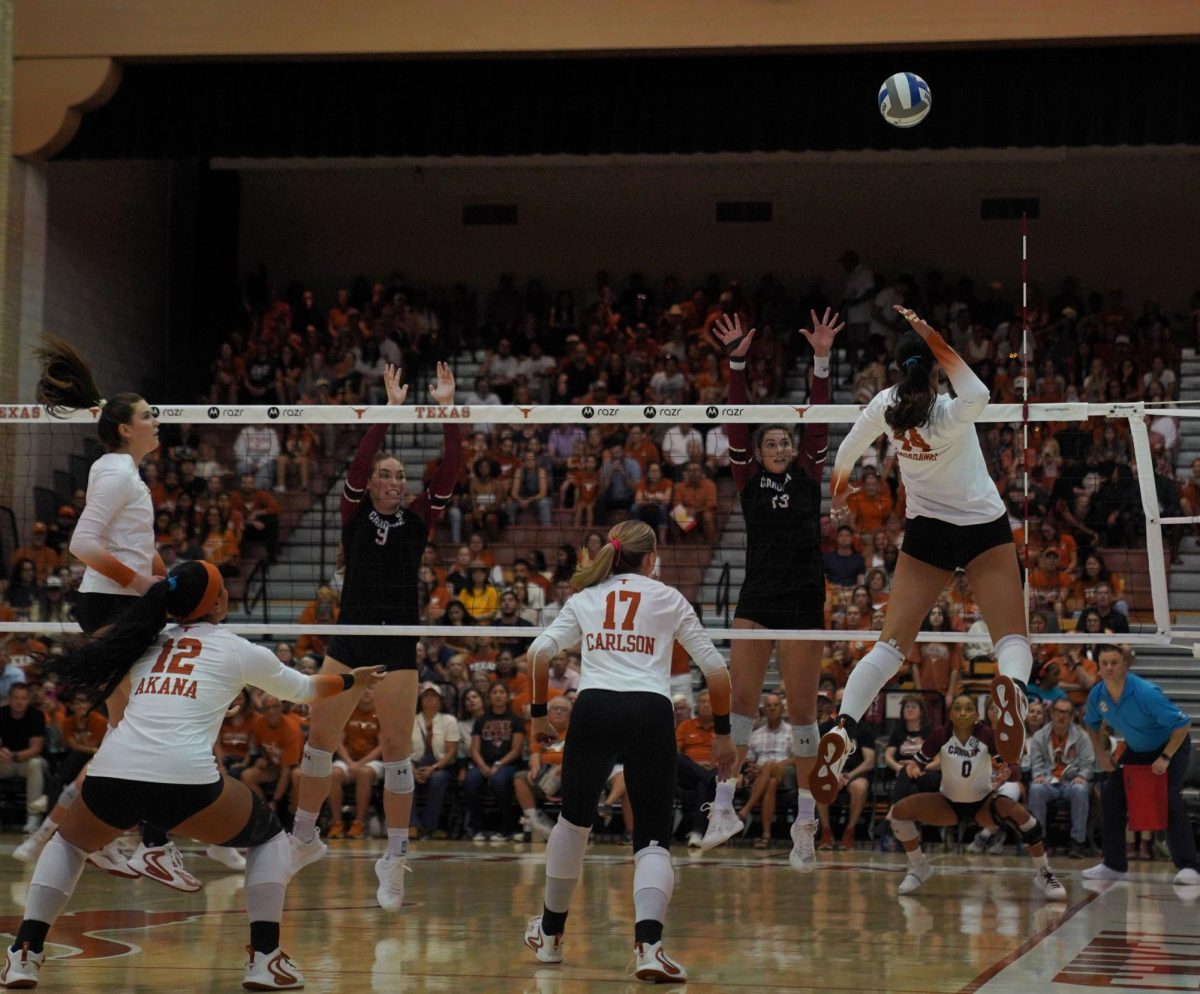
left=338, top=423, right=461, bottom=627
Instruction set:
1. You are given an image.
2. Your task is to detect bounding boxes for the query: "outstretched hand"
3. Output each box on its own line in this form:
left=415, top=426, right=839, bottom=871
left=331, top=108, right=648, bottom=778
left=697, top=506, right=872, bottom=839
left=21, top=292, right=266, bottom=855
left=712, top=314, right=756, bottom=359
left=799, top=308, right=845, bottom=358
left=382, top=364, right=409, bottom=407
left=893, top=305, right=938, bottom=341
left=429, top=361, right=456, bottom=406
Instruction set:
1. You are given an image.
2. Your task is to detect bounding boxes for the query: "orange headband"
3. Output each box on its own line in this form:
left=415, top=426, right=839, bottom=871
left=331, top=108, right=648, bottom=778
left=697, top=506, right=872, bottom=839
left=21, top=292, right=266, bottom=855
left=180, top=561, right=223, bottom=623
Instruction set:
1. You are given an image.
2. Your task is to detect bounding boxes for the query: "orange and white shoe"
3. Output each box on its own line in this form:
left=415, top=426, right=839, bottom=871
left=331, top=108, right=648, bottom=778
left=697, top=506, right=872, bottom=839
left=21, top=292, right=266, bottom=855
left=0, top=942, right=44, bottom=989
left=241, top=946, right=304, bottom=990
left=346, top=820, right=365, bottom=840
left=990, top=675, right=1028, bottom=764
left=634, top=940, right=687, bottom=983
left=87, top=841, right=140, bottom=879
left=523, top=916, right=564, bottom=964
left=128, top=842, right=203, bottom=893
left=809, top=725, right=855, bottom=804
left=325, top=821, right=345, bottom=840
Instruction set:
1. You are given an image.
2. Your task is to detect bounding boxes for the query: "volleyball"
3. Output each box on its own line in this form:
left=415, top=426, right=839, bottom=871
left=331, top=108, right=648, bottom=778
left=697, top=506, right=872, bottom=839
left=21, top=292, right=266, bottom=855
left=878, top=72, right=931, bottom=127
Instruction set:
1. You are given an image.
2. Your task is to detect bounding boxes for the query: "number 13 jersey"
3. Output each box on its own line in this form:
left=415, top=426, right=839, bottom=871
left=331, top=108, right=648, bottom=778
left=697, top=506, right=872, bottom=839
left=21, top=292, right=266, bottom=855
left=539, top=573, right=722, bottom=700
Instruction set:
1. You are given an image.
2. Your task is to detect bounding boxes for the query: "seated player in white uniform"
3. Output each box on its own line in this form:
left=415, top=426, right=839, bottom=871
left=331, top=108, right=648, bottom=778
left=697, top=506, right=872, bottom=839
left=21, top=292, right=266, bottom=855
left=1, top=561, right=384, bottom=991
left=886, top=695, right=1066, bottom=901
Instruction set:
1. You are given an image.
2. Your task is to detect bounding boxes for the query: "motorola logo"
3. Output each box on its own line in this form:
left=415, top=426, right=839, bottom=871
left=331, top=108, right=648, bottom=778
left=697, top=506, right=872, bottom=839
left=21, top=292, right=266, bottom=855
left=582, top=406, right=595, bottom=419
left=268, top=407, right=280, bottom=419
left=643, top=406, right=656, bottom=419
left=207, top=407, right=220, bottom=420
left=705, top=406, right=719, bottom=419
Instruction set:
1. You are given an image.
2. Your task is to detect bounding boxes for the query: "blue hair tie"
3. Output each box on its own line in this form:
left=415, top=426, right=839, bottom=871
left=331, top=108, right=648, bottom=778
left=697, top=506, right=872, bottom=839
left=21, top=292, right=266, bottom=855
left=167, top=576, right=178, bottom=592
left=901, top=356, right=923, bottom=369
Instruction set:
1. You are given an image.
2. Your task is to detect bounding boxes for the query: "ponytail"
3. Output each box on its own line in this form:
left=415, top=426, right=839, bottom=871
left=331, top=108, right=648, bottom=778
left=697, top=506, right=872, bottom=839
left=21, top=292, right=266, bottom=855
left=571, top=520, right=656, bottom=590
left=884, top=330, right=938, bottom=435
left=33, top=335, right=143, bottom=451
left=46, top=582, right=171, bottom=707
left=44, top=560, right=225, bottom=707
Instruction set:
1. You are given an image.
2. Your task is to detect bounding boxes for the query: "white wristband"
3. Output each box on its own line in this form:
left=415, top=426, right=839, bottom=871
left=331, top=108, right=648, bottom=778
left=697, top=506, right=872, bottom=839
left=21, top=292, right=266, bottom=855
left=729, top=359, right=747, bottom=371
left=812, top=356, right=831, bottom=378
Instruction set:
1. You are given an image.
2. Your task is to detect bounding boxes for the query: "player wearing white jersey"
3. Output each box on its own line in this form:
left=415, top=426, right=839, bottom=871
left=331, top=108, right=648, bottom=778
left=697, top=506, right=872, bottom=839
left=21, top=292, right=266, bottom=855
left=31, top=336, right=208, bottom=889
left=1, top=561, right=384, bottom=991
left=811, top=307, right=1032, bottom=805
left=886, top=696, right=1066, bottom=901
left=521, top=521, right=736, bottom=984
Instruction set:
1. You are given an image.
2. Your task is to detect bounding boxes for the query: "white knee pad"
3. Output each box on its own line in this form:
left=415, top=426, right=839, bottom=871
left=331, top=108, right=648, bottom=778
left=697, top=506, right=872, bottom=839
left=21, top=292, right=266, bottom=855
left=792, top=722, right=820, bottom=759
left=546, top=817, right=591, bottom=880
left=57, top=783, right=78, bottom=811
left=994, top=634, right=1033, bottom=684
left=730, top=713, right=754, bottom=748
left=245, top=830, right=291, bottom=890
left=30, top=834, right=87, bottom=899
left=633, top=845, right=674, bottom=924
left=890, top=817, right=920, bottom=843
left=301, top=746, right=333, bottom=779
left=384, top=759, right=414, bottom=795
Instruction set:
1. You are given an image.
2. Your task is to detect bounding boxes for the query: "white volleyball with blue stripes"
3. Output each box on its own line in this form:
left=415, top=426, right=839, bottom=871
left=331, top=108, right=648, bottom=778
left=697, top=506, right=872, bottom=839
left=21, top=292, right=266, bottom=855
left=878, top=72, right=931, bottom=128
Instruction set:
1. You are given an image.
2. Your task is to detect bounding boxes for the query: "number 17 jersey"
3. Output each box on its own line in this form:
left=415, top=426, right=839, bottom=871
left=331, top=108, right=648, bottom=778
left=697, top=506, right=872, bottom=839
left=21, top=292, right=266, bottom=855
left=539, top=573, right=720, bottom=700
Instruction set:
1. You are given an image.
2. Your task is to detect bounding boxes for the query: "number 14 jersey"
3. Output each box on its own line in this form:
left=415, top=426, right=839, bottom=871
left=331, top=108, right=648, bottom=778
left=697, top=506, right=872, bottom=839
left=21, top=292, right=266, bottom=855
left=539, top=573, right=722, bottom=700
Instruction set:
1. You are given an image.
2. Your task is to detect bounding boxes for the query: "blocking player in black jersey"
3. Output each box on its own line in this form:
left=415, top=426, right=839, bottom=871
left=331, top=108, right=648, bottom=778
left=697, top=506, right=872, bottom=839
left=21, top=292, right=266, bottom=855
left=700, top=310, right=842, bottom=872
left=289, top=363, right=460, bottom=911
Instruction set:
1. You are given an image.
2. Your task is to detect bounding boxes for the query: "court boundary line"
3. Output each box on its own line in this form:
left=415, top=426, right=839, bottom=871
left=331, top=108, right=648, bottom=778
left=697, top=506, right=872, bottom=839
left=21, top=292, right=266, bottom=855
left=956, top=890, right=1100, bottom=994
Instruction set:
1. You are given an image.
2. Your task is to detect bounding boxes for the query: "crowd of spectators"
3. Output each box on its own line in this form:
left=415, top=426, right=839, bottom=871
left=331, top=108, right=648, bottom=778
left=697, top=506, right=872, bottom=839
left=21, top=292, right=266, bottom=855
left=0, top=261, right=1196, bottom=846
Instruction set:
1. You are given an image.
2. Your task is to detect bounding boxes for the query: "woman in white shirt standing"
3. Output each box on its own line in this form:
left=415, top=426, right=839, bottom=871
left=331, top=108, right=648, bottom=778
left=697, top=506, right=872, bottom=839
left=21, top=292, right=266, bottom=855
left=409, top=682, right=459, bottom=838
left=32, top=338, right=209, bottom=889
left=811, top=307, right=1033, bottom=802
left=2, top=560, right=383, bottom=990
left=521, top=521, right=736, bottom=983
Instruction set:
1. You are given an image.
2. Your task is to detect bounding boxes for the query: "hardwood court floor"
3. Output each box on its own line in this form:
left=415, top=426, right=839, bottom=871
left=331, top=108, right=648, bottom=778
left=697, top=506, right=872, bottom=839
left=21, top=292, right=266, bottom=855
left=0, top=836, right=1196, bottom=994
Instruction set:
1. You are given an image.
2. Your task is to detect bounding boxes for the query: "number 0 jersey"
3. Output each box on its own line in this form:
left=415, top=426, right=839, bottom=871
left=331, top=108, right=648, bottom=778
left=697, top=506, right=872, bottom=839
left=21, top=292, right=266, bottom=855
left=915, top=720, right=999, bottom=803
left=87, top=623, right=316, bottom=785
left=538, top=573, right=725, bottom=700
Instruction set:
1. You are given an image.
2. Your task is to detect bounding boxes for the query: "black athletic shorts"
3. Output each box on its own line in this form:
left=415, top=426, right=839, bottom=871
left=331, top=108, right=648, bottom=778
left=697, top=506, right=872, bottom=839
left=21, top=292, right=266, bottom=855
left=75, top=592, right=140, bottom=635
left=734, top=589, right=825, bottom=631
left=82, top=775, right=224, bottom=832
left=947, top=796, right=989, bottom=823
left=326, top=634, right=418, bottom=672
left=900, top=513, right=1015, bottom=573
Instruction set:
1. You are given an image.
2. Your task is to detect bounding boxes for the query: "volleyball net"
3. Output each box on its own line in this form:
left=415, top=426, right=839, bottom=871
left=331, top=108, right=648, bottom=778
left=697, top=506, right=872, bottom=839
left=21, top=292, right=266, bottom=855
left=0, top=399, right=1194, bottom=658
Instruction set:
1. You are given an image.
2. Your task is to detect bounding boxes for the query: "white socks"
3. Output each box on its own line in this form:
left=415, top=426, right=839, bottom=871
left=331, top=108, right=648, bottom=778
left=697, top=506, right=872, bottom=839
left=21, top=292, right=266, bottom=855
left=387, top=828, right=409, bottom=858
left=292, top=808, right=318, bottom=845
left=795, top=789, right=815, bottom=824
left=714, top=779, right=736, bottom=811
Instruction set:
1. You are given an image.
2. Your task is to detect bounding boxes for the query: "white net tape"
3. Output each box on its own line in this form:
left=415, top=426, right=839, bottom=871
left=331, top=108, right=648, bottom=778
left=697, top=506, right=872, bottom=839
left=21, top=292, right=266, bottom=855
left=2, top=399, right=1192, bottom=648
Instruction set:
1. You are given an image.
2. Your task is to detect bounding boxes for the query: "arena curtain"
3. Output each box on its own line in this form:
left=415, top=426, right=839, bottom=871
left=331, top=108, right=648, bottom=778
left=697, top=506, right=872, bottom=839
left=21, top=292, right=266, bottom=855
left=59, top=43, right=1200, bottom=160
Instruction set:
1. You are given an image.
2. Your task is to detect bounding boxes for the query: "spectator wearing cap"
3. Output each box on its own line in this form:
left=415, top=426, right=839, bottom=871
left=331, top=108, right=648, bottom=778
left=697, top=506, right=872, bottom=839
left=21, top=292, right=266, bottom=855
left=411, top=682, right=460, bottom=838
left=10, top=524, right=59, bottom=584
left=48, top=506, right=76, bottom=555
left=30, top=575, right=70, bottom=625
left=1084, top=645, right=1200, bottom=884
left=1028, top=699, right=1094, bottom=859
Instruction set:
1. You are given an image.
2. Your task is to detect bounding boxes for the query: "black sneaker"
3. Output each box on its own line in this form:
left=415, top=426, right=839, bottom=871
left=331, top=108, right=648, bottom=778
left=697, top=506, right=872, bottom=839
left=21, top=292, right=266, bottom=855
left=1068, top=841, right=1085, bottom=860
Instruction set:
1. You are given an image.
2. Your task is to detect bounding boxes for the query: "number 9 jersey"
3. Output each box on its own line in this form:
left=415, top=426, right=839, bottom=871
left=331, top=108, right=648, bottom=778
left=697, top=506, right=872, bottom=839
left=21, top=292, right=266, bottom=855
left=537, top=573, right=726, bottom=699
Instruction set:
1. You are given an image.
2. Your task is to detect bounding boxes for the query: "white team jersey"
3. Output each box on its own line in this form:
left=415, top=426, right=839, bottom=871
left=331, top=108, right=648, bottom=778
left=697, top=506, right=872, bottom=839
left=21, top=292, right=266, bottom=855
left=835, top=385, right=1004, bottom=527
left=917, top=721, right=998, bottom=803
left=76, top=453, right=157, bottom=595
left=87, top=623, right=314, bottom=785
left=538, top=573, right=724, bottom=700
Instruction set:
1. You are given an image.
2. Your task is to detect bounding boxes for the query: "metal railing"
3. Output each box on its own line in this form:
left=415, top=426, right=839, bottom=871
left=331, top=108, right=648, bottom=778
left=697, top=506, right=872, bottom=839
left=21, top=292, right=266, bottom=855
left=714, top=561, right=732, bottom=628
left=242, top=558, right=270, bottom=624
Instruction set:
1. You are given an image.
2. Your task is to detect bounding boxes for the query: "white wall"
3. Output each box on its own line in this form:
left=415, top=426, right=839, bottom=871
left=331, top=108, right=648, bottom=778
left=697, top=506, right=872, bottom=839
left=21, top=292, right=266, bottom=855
left=235, top=148, right=1200, bottom=311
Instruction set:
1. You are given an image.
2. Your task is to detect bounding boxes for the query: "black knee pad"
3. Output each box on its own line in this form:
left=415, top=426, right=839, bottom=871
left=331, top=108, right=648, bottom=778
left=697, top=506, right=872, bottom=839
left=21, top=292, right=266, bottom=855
left=220, top=791, right=284, bottom=848
left=1019, top=818, right=1045, bottom=848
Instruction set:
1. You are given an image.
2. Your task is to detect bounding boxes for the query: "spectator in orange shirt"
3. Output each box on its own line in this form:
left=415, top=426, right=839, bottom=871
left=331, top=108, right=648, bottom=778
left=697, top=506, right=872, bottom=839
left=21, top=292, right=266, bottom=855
left=675, top=689, right=721, bottom=847
left=10, top=524, right=60, bottom=584
left=672, top=461, right=718, bottom=543
left=633, top=462, right=673, bottom=543
left=198, top=505, right=241, bottom=577
left=241, top=695, right=303, bottom=813
left=328, top=689, right=383, bottom=839
left=563, top=454, right=600, bottom=528
left=232, top=472, right=281, bottom=558
left=295, top=585, right=339, bottom=659
left=623, top=426, right=661, bottom=476
left=419, top=566, right=452, bottom=622
left=58, top=692, right=107, bottom=784
left=1035, top=518, right=1078, bottom=572
left=1029, top=548, right=1074, bottom=622
left=216, top=689, right=255, bottom=776
left=846, top=469, right=894, bottom=534
left=514, top=695, right=572, bottom=839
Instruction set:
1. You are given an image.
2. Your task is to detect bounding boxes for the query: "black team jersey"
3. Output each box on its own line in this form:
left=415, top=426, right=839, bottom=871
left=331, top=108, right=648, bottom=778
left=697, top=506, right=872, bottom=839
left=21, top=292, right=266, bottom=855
left=339, top=422, right=462, bottom=626
left=727, top=357, right=829, bottom=600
